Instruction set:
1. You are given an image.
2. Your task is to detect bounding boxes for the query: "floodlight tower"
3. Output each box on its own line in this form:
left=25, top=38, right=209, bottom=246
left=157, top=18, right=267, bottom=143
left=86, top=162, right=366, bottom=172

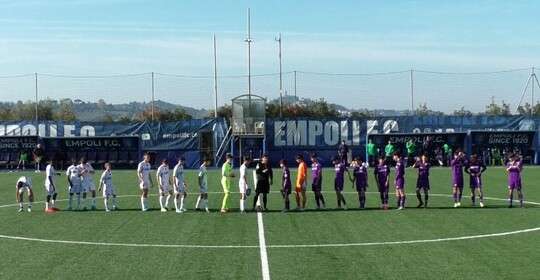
left=245, top=8, right=253, bottom=105
left=516, top=67, right=540, bottom=116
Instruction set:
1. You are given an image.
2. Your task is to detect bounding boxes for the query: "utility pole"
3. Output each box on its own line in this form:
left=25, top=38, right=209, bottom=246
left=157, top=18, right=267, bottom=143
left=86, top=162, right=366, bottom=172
left=532, top=67, right=535, bottom=117
left=245, top=8, right=253, bottom=102
left=34, top=73, right=38, bottom=132
left=151, top=72, right=155, bottom=122
left=294, top=70, right=297, bottom=99
left=213, top=34, right=218, bottom=118
left=275, top=33, right=283, bottom=118
left=410, top=69, right=414, bottom=114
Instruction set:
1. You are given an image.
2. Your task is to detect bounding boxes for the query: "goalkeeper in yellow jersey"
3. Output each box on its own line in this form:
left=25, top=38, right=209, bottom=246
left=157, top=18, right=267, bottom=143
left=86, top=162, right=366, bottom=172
left=220, top=154, right=235, bottom=213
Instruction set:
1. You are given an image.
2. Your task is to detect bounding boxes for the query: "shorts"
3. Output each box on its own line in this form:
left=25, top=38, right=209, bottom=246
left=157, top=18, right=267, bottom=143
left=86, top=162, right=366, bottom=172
left=508, top=182, right=522, bottom=190
left=221, top=177, right=231, bottom=193
left=82, top=181, right=96, bottom=192
left=282, top=186, right=292, bottom=195
left=355, top=183, right=367, bottom=192
left=239, top=180, right=248, bottom=194
left=69, top=180, right=82, bottom=194
left=334, top=179, right=344, bottom=192
left=175, top=182, right=186, bottom=194
left=159, top=184, right=171, bottom=194
left=452, top=177, right=464, bottom=189
left=395, top=177, right=405, bottom=189
left=295, top=181, right=307, bottom=193
left=199, top=184, right=208, bottom=194
left=378, top=184, right=389, bottom=193
left=45, top=184, right=56, bottom=196
left=416, top=178, right=430, bottom=190
left=17, top=186, right=31, bottom=194
left=103, top=186, right=116, bottom=197
left=139, top=180, right=150, bottom=190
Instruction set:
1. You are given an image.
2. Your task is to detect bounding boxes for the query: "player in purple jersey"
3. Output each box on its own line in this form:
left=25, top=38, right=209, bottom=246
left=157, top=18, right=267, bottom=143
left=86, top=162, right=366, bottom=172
left=332, top=156, right=349, bottom=210
left=413, top=155, right=431, bottom=208
left=393, top=153, right=406, bottom=210
left=279, top=159, right=292, bottom=212
left=450, top=151, right=467, bottom=208
left=506, top=154, right=524, bottom=208
left=349, top=157, right=368, bottom=209
left=310, top=154, right=326, bottom=210
left=374, top=157, right=390, bottom=210
left=464, top=154, right=487, bottom=207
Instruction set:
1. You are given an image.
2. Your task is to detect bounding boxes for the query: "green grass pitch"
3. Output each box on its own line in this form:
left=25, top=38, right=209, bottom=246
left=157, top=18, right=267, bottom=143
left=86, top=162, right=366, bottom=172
left=0, top=166, right=539, bottom=280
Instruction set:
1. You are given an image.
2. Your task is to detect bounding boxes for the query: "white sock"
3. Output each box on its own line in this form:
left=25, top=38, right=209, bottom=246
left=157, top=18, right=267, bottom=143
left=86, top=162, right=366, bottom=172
left=112, top=197, right=117, bottom=208
left=19, top=202, right=23, bottom=208
left=81, top=195, right=86, bottom=207
left=68, top=195, right=73, bottom=208
left=165, top=194, right=171, bottom=208
left=204, top=199, right=209, bottom=210
left=76, top=194, right=81, bottom=208
left=92, top=197, right=96, bottom=207
left=45, top=202, right=50, bottom=210
left=104, top=198, right=109, bottom=211
left=140, top=197, right=146, bottom=210
left=180, top=195, right=185, bottom=210
left=174, top=197, right=179, bottom=211
left=195, top=196, right=201, bottom=209
left=240, top=199, right=245, bottom=212
left=159, top=196, right=165, bottom=209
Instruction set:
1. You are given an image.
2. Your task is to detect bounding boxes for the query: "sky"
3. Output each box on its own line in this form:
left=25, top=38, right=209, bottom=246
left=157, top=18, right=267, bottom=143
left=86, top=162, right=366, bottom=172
left=0, top=0, right=539, bottom=112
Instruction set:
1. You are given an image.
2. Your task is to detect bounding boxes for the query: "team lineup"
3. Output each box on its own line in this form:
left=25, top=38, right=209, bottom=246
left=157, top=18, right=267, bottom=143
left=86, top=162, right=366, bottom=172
left=14, top=150, right=526, bottom=214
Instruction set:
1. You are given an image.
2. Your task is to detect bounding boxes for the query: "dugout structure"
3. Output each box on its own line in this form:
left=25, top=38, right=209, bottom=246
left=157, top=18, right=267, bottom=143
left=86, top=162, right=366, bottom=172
left=469, top=130, right=537, bottom=164
left=0, top=136, right=39, bottom=169
left=230, top=94, right=266, bottom=164
left=41, top=136, right=141, bottom=169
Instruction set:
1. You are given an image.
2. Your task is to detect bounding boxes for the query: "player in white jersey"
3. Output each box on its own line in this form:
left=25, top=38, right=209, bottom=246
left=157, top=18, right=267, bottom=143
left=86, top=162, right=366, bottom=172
left=98, top=162, right=117, bottom=212
left=137, top=153, right=153, bottom=211
left=79, top=158, right=97, bottom=210
left=156, top=159, right=173, bottom=212
left=238, top=157, right=252, bottom=213
left=195, top=158, right=210, bottom=212
left=173, top=157, right=188, bottom=213
left=44, top=160, right=60, bottom=212
left=16, top=176, right=33, bottom=212
left=66, top=159, right=83, bottom=210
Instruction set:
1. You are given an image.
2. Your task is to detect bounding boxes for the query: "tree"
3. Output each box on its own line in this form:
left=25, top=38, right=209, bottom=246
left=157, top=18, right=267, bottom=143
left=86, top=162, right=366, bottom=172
left=55, top=98, right=77, bottom=121
left=101, top=114, right=115, bottom=123
left=484, top=99, right=511, bottom=116
left=415, top=103, right=443, bottom=116
left=209, top=105, right=232, bottom=119
left=452, top=106, right=473, bottom=117
left=516, top=102, right=540, bottom=116
left=135, top=106, right=193, bottom=122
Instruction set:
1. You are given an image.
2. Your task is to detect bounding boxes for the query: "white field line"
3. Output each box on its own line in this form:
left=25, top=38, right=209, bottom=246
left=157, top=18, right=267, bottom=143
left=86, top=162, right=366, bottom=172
left=257, top=212, right=271, bottom=280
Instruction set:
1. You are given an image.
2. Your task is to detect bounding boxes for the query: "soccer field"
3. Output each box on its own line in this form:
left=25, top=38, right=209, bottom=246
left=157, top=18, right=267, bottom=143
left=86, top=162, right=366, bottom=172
left=1, top=167, right=539, bottom=280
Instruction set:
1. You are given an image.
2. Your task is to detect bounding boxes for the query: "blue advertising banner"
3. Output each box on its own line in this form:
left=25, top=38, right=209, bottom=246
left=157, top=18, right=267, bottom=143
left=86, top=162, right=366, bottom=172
left=0, top=119, right=227, bottom=168
left=0, top=118, right=226, bottom=150
left=266, top=116, right=539, bottom=165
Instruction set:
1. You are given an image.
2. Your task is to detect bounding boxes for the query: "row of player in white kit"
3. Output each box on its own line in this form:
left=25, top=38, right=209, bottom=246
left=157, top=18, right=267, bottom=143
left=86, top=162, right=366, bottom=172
left=15, top=156, right=192, bottom=213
